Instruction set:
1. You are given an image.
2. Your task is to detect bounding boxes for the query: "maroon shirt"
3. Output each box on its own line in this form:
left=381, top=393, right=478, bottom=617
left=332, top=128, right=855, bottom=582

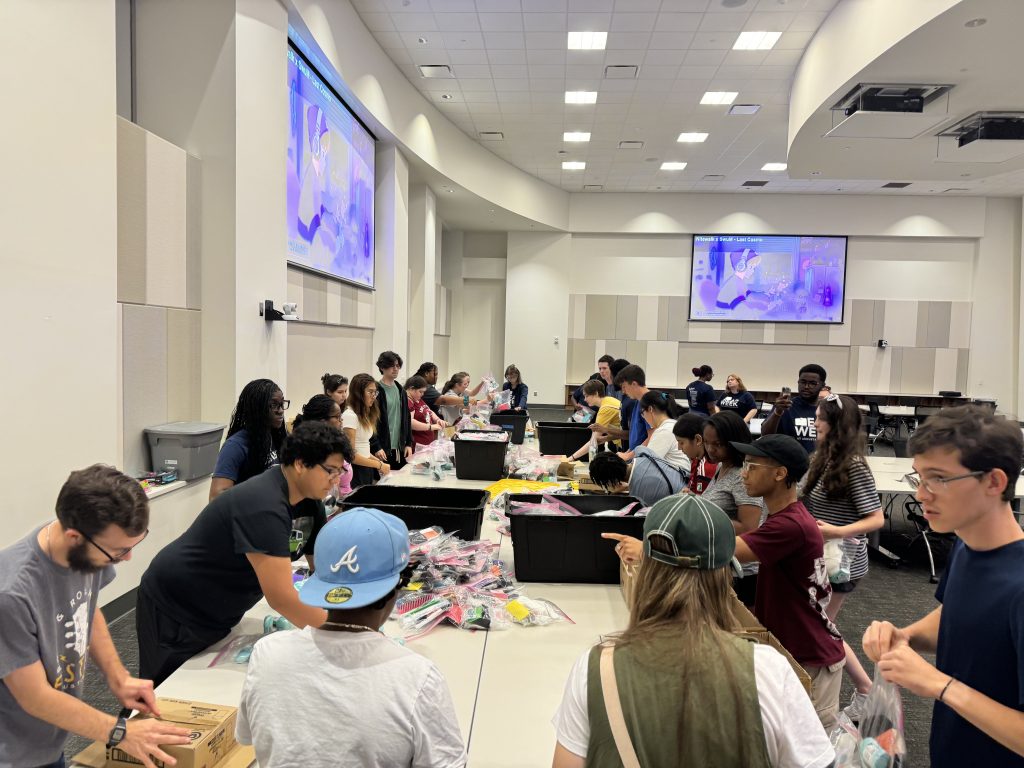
left=740, top=500, right=845, bottom=668
left=409, top=396, right=437, bottom=447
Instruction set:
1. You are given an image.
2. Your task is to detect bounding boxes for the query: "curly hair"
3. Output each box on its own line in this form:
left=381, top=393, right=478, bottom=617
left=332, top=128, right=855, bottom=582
left=280, top=421, right=350, bottom=467
left=802, top=394, right=865, bottom=498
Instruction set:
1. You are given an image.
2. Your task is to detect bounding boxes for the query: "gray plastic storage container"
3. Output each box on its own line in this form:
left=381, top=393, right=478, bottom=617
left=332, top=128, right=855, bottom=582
left=144, top=422, right=225, bottom=481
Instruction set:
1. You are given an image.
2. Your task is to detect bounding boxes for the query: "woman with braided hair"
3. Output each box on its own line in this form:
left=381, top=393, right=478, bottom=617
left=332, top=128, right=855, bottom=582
left=210, top=379, right=289, bottom=500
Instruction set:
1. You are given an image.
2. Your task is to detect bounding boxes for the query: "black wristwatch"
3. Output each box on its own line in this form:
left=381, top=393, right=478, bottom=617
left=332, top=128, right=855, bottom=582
left=107, top=708, right=130, bottom=748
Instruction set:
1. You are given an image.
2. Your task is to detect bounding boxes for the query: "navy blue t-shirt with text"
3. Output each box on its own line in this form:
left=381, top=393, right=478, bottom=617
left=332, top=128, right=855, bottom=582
left=686, top=380, right=716, bottom=416
left=931, top=539, right=1024, bottom=768
left=777, top=397, right=819, bottom=454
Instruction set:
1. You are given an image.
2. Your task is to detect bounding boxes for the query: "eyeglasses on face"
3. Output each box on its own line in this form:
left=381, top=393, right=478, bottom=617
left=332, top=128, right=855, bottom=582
left=269, top=399, right=290, bottom=411
left=318, top=463, right=346, bottom=478
left=741, top=460, right=774, bottom=472
left=81, top=529, right=149, bottom=563
left=903, top=470, right=987, bottom=494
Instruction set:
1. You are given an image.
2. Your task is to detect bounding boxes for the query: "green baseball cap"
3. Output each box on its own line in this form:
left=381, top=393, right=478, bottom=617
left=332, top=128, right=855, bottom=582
left=643, top=495, right=737, bottom=570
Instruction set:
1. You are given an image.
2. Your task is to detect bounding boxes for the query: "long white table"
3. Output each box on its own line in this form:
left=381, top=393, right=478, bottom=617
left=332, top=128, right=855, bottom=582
left=137, top=463, right=628, bottom=767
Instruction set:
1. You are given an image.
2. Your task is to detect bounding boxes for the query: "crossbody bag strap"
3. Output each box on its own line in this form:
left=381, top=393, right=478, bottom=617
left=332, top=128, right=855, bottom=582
left=599, top=645, right=642, bottom=768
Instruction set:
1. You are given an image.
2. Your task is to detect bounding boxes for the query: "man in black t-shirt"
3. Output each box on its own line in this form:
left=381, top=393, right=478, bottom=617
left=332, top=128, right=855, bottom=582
left=761, top=363, right=826, bottom=454
left=136, top=422, right=344, bottom=686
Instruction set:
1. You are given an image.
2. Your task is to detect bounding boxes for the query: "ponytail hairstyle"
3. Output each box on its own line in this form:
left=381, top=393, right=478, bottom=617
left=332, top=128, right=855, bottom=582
left=692, top=364, right=713, bottom=380
left=640, top=390, right=681, bottom=419
left=802, top=394, right=865, bottom=498
left=321, top=373, right=347, bottom=395
left=442, top=371, right=470, bottom=395
left=346, top=373, right=381, bottom=432
left=415, top=362, right=438, bottom=378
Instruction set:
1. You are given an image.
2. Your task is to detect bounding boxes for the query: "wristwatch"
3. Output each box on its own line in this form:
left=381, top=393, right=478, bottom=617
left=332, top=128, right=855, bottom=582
left=107, top=708, right=130, bottom=748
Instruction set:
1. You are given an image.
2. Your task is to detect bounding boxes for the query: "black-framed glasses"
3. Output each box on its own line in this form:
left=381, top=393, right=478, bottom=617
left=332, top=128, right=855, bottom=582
left=903, top=470, right=987, bottom=494
left=318, top=463, right=345, bottom=479
left=269, top=399, right=290, bottom=412
left=81, top=529, right=149, bottom=562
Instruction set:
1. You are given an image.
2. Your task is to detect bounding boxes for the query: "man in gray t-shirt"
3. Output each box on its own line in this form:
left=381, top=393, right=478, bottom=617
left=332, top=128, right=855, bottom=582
left=0, top=465, right=189, bottom=768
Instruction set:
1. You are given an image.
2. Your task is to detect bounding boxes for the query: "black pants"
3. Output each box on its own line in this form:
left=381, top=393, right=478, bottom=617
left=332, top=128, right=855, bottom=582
left=733, top=572, right=759, bottom=608
left=135, top=588, right=229, bottom=687
left=351, top=464, right=380, bottom=488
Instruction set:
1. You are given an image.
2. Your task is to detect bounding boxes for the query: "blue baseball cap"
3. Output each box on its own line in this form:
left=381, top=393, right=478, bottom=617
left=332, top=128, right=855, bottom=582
left=299, top=507, right=410, bottom=610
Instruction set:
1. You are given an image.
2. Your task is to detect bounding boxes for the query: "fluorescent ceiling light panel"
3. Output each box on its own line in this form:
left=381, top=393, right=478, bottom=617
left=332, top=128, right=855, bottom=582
left=701, top=91, right=738, bottom=105
left=568, top=31, right=607, bottom=50
left=677, top=132, right=709, bottom=143
left=761, top=162, right=787, bottom=171
left=660, top=162, right=688, bottom=170
left=565, top=91, right=598, bottom=104
left=733, top=31, right=782, bottom=50
left=562, top=161, right=586, bottom=170
left=563, top=131, right=591, bottom=142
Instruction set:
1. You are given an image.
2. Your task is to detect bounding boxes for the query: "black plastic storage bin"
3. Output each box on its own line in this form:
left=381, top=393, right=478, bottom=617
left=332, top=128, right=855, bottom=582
left=489, top=411, right=529, bottom=444
left=340, top=485, right=490, bottom=540
left=506, top=494, right=643, bottom=583
left=536, top=421, right=591, bottom=456
left=453, top=433, right=509, bottom=481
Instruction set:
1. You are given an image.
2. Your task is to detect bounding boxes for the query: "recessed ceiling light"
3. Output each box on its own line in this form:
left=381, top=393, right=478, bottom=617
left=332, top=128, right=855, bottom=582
left=701, top=91, right=738, bottom=105
left=677, top=132, right=709, bottom=143
left=568, top=31, right=607, bottom=50
left=661, top=162, right=687, bottom=170
left=440, top=93, right=453, bottom=100
left=418, top=64, right=453, bottom=79
left=416, top=37, right=428, bottom=45
left=728, top=104, right=761, bottom=115
left=964, top=18, right=987, bottom=28
left=562, top=161, right=586, bottom=170
left=565, top=91, right=598, bottom=104
left=733, top=31, right=782, bottom=50
left=761, top=162, right=787, bottom=171
left=563, top=131, right=591, bottom=142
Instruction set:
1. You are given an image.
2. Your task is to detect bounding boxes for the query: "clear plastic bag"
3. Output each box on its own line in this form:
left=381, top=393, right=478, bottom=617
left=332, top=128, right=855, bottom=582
left=824, top=538, right=853, bottom=584
left=827, top=668, right=906, bottom=768
left=493, top=389, right=513, bottom=412
left=208, top=634, right=264, bottom=667
left=572, top=408, right=594, bottom=423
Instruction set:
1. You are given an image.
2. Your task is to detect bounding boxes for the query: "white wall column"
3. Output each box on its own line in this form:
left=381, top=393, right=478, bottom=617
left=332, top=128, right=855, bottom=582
left=374, top=145, right=410, bottom=360
left=408, top=183, right=437, bottom=367
left=441, top=230, right=464, bottom=379
left=0, top=0, right=119, bottom=544
left=506, top=232, right=571, bottom=405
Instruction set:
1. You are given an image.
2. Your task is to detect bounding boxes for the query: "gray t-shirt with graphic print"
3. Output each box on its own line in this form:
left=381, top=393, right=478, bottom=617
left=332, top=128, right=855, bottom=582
left=0, top=526, right=114, bottom=767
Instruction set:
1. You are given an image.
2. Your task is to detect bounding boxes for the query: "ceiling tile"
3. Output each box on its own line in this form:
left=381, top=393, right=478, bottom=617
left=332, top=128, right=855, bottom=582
left=523, top=0, right=567, bottom=10
left=568, top=0, right=614, bottom=10
left=524, top=13, right=568, bottom=31
left=442, top=31, right=486, bottom=47
left=698, top=13, right=750, bottom=32
left=567, top=11, right=613, bottom=29
left=431, top=12, right=480, bottom=30
left=475, top=0, right=523, bottom=10
left=649, top=31, right=696, bottom=49
left=391, top=12, right=438, bottom=31
left=478, top=13, right=525, bottom=31
left=484, top=31, right=526, bottom=48
left=688, top=31, right=734, bottom=50
left=448, top=49, right=491, bottom=64
left=607, top=32, right=653, bottom=49
left=610, top=12, right=657, bottom=32
left=487, top=49, right=528, bottom=64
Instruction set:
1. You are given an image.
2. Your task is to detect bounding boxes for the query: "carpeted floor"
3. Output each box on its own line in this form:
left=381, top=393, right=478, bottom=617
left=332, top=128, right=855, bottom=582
left=68, top=423, right=946, bottom=766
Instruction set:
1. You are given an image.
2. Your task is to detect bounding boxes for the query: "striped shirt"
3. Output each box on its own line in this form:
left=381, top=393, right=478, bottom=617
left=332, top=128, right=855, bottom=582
left=801, top=459, right=880, bottom=582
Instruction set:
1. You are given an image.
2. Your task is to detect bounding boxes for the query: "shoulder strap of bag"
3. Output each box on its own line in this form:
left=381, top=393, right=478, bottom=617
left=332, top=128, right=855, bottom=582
left=600, top=645, right=642, bottom=768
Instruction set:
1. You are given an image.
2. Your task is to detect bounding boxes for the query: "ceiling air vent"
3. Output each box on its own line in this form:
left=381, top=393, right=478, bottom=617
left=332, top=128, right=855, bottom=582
left=881, top=182, right=911, bottom=188
left=418, top=64, right=454, bottom=79
left=604, top=65, right=638, bottom=79
left=478, top=131, right=504, bottom=141
left=618, top=140, right=645, bottom=149
left=742, top=180, right=768, bottom=187
left=702, top=174, right=726, bottom=181
left=583, top=184, right=604, bottom=191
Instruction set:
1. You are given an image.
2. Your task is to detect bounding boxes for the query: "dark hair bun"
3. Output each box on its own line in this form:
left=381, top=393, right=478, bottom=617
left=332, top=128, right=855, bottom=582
left=692, top=367, right=701, bottom=376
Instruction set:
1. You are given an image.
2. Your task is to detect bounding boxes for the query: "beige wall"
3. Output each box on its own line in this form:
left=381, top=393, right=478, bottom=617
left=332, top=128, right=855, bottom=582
left=0, top=0, right=120, bottom=547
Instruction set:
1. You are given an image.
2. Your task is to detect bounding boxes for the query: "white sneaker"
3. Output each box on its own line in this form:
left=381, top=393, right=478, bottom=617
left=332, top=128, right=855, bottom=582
left=843, top=691, right=870, bottom=723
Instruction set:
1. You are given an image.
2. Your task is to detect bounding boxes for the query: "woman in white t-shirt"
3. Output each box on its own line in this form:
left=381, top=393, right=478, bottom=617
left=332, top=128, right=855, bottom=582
left=342, top=373, right=389, bottom=488
left=556, top=495, right=833, bottom=768
left=437, top=371, right=487, bottom=425
left=637, top=390, right=690, bottom=471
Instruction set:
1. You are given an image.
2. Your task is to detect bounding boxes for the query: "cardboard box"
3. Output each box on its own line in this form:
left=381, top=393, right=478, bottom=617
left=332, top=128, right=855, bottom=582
left=618, top=562, right=812, bottom=694
left=72, top=698, right=246, bottom=768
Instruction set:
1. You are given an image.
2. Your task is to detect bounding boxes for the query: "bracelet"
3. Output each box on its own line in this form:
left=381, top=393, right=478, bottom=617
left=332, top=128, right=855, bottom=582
left=938, top=676, right=955, bottom=702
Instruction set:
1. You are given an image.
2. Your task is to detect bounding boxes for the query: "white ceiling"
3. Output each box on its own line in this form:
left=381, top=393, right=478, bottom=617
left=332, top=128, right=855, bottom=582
left=351, top=0, right=1024, bottom=200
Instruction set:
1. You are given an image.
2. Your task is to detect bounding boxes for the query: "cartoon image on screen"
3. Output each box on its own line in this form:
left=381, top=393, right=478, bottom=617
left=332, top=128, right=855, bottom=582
left=690, top=235, right=847, bottom=323
left=287, top=46, right=375, bottom=288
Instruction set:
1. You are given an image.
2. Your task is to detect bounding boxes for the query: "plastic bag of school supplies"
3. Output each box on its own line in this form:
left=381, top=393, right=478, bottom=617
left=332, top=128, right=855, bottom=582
left=858, top=668, right=907, bottom=767
left=493, top=389, right=513, bottom=412
left=504, top=596, right=575, bottom=627
left=828, top=713, right=860, bottom=768
left=208, top=634, right=265, bottom=667
left=824, top=538, right=853, bottom=584
left=572, top=408, right=594, bottom=423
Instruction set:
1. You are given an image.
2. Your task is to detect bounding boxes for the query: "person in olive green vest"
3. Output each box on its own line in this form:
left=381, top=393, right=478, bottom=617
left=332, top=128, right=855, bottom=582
left=552, top=495, right=835, bottom=768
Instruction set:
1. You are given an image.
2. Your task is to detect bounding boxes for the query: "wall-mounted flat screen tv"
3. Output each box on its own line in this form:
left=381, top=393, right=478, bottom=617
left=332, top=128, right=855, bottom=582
left=689, top=234, right=848, bottom=323
left=287, top=44, right=376, bottom=288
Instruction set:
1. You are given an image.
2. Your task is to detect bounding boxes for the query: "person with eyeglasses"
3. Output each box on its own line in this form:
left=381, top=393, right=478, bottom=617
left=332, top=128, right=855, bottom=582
left=343, top=373, right=390, bottom=487
left=801, top=393, right=884, bottom=723
left=760, top=363, right=827, bottom=454
left=862, top=406, right=1024, bottom=768
left=0, top=465, right=191, bottom=768
left=136, top=422, right=342, bottom=687
left=293, top=395, right=355, bottom=502
left=209, top=378, right=290, bottom=501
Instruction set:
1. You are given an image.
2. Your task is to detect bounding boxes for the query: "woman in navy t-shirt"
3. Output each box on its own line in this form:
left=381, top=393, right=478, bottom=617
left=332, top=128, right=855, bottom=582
left=502, top=364, right=528, bottom=411
left=716, top=373, right=758, bottom=423
left=686, top=365, right=718, bottom=416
